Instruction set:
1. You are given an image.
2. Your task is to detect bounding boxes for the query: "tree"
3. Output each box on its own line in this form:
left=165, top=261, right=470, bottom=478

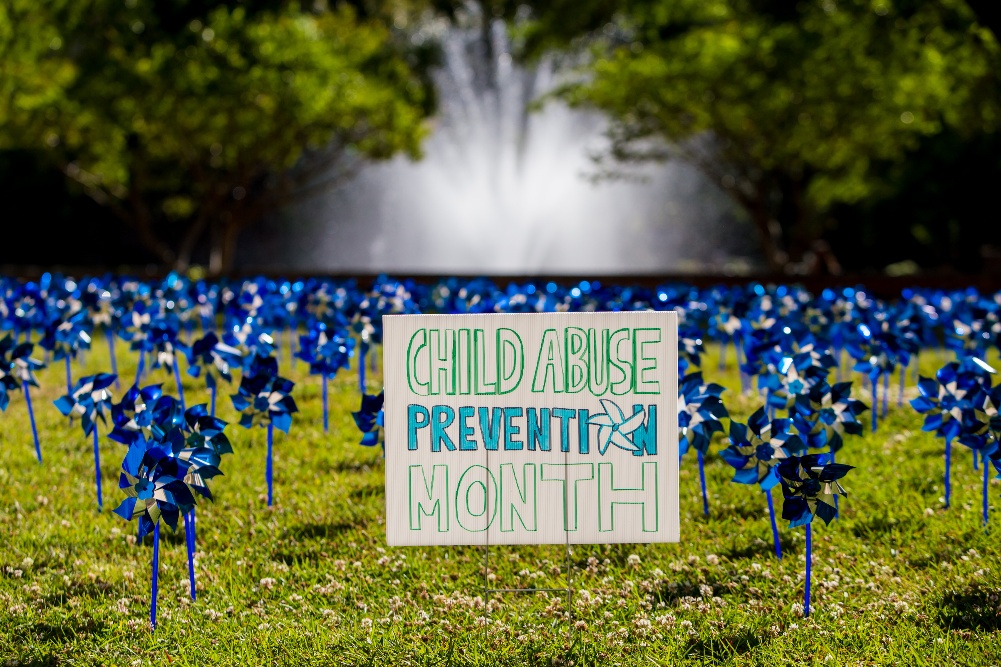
left=0, top=0, right=437, bottom=272
left=506, top=0, right=1001, bottom=272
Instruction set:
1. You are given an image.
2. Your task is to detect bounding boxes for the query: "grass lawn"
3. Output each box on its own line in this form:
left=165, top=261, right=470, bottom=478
left=2, top=337, right=1001, bottom=666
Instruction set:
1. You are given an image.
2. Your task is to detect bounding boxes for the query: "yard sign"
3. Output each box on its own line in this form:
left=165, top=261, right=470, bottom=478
left=383, top=312, right=679, bottom=546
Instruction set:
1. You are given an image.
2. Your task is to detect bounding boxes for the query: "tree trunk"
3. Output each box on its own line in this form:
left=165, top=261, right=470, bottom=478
left=748, top=199, right=786, bottom=273
left=174, top=211, right=212, bottom=272
left=217, top=218, right=241, bottom=275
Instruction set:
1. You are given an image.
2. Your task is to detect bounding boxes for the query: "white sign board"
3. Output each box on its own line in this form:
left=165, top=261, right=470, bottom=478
left=383, top=312, right=679, bottom=546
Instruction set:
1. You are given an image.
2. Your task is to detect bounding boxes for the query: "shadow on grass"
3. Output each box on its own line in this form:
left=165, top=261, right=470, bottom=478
left=850, top=513, right=921, bottom=540
left=651, top=577, right=730, bottom=606
left=316, top=458, right=382, bottom=475
left=39, top=580, right=115, bottom=609
left=684, top=628, right=767, bottom=660
left=721, top=538, right=787, bottom=562
left=7, top=657, right=61, bottom=667
left=709, top=502, right=769, bottom=522
left=935, top=586, right=1001, bottom=631
left=29, top=615, right=105, bottom=642
left=288, top=521, right=358, bottom=541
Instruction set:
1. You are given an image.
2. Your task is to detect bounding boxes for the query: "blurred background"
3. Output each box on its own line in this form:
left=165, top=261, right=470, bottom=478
left=1, top=0, right=999, bottom=279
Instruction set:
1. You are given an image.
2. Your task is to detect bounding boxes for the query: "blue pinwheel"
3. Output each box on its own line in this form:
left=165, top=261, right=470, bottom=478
left=722, top=407, right=805, bottom=559
left=0, top=335, right=46, bottom=461
left=42, top=309, right=93, bottom=393
left=961, top=386, right=1001, bottom=526
left=54, top=373, right=117, bottom=508
left=113, top=429, right=213, bottom=630
left=185, top=332, right=242, bottom=416
left=143, top=315, right=189, bottom=411
left=678, top=326, right=705, bottom=376
left=793, top=381, right=868, bottom=454
left=678, top=371, right=728, bottom=516
left=352, top=391, right=385, bottom=449
left=298, top=322, right=354, bottom=432
left=776, top=453, right=854, bottom=618
left=231, top=371, right=297, bottom=506
left=911, top=357, right=994, bottom=507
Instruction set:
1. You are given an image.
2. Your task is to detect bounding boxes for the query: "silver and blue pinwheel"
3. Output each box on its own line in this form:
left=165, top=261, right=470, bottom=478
left=54, top=373, right=117, bottom=509
left=678, top=371, right=728, bottom=516
left=722, top=407, right=805, bottom=559
left=776, top=453, right=854, bottom=618
left=910, top=357, right=994, bottom=508
left=0, top=335, right=46, bottom=461
left=352, top=391, right=385, bottom=449
left=231, top=371, right=297, bottom=506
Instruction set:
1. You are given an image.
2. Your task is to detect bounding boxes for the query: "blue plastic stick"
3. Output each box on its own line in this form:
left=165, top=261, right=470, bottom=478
left=210, top=384, right=217, bottom=417
left=697, top=449, right=709, bottom=516
left=983, top=459, right=990, bottom=527
left=804, top=522, right=813, bottom=617
left=945, top=437, right=952, bottom=509
left=135, top=350, right=145, bottom=386
left=151, top=522, right=160, bottom=631
left=322, top=374, right=329, bottom=433
left=766, top=488, right=782, bottom=559
left=871, top=375, right=878, bottom=433
left=92, top=427, right=102, bottom=510
left=185, top=510, right=196, bottom=600
left=64, top=355, right=72, bottom=394
left=975, top=448, right=980, bottom=471
left=882, top=370, right=889, bottom=417
left=173, top=356, right=186, bottom=412
left=267, top=422, right=274, bottom=507
left=359, top=341, right=367, bottom=393
left=108, top=330, right=120, bottom=390
left=831, top=446, right=839, bottom=515
left=23, top=383, right=41, bottom=463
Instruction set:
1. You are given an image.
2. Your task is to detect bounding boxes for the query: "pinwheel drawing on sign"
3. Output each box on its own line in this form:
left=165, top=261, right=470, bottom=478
left=678, top=372, right=728, bottom=516
left=297, top=322, right=354, bottom=432
left=231, top=371, right=297, bottom=506
left=911, top=357, right=994, bottom=508
left=721, top=407, right=805, bottom=559
left=0, top=335, right=46, bottom=461
left=185, top=332, right=242, bottom=416
left=54, top=373, right=117, bottom=508
left=352, top=391, right=385, bottom=449
left=777, top=454, right=853, bottom=618
left=587, top=399, right=645, bottom=455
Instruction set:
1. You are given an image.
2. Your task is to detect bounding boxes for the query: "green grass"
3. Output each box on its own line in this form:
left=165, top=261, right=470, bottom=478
left=3, top=338, right=1001, bottom=665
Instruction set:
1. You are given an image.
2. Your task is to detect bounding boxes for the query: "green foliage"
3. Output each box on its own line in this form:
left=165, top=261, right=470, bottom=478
left=517, top=0, right=1001, bottom=271
left=0, top=0, right=436, bottom=269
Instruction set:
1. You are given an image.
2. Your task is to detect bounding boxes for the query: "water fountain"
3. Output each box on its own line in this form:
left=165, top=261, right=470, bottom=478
left=241, top=13, right=756, bottom=275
